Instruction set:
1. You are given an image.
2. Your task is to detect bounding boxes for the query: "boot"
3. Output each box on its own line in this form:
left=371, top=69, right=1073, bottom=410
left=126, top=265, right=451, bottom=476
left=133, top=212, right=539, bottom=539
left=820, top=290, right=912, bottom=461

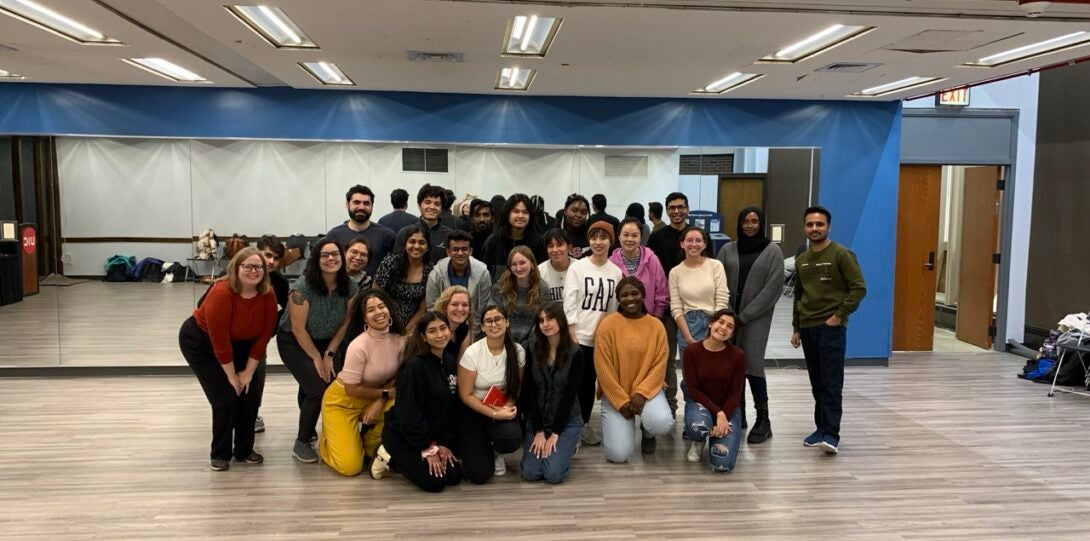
left=747, top=403, right=772, bottom=444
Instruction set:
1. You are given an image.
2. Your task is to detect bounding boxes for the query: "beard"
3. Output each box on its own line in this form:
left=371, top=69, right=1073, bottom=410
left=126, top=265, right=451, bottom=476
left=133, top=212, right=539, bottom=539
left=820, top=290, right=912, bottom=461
left=349, top=209, right=371, bottom=224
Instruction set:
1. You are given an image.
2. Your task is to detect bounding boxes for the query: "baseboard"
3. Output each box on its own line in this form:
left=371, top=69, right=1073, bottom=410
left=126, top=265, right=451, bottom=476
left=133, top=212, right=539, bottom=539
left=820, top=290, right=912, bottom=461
left=0, top=364, right=292, bottom=378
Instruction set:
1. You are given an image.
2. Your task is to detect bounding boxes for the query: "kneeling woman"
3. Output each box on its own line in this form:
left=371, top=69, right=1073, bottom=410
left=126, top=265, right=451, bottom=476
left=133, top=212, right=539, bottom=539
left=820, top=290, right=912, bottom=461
left=520, top=302, right=584, bottom=484
left=457, top=305, right=525, bottom=483
left=319, top=289, right=406, bottom=476
left=179, top=248, right=278, bottom=471
left=681, top=309, right=746, bottom=472
left=372, top=313, right=463, bottom=492
left=594, top=277, right=675, bottom=463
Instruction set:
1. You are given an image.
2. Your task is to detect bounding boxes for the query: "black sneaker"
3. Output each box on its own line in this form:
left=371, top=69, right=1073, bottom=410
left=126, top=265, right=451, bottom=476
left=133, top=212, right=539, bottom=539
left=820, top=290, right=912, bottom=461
left=237, top=451, right=264, bottom=464
left=641, top=435, right=657, bottom=454
left=210, top=459, right=230, bottom=471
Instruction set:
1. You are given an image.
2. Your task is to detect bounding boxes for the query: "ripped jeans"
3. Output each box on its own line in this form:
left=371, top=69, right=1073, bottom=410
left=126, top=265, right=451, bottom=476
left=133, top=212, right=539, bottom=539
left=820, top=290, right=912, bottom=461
left=682, top=401, right=742, bottom=472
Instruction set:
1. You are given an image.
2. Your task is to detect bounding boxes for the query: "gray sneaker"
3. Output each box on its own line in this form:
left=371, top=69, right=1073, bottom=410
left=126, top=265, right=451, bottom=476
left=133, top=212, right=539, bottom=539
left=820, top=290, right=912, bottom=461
left=254, top=415, right=265, bottom=433
left=292, top=439, right=319, bottom=463
left=210, top=459, right=230, bottom=471
left=580, top=424, right=602, bottom=446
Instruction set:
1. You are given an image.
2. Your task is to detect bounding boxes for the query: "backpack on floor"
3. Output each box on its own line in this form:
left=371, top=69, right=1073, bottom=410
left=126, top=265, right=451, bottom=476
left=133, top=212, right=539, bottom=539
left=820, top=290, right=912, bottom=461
left=104, top=255, right=136, bottom=282
left=132, top=258, right=165, bottom=282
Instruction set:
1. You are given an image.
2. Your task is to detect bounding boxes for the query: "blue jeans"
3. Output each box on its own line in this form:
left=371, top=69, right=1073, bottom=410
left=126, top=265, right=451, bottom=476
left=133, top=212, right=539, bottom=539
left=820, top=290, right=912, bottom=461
left=800, top=324, right=846, bottom=440
left=683, top=401, right=742, bottom=472
left=601, top=392, right=674, bottom=464
left=520, top=414, right=583, bottom=484
left=678, top=310, right=709, bottom=402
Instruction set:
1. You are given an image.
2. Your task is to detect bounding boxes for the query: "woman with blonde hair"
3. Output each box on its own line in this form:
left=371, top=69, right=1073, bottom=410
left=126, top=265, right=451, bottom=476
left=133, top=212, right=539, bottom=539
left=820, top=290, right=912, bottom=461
left=434, top=285, right=474, bottom=361
left=491, top=245, right=548, bottom=345
left=179, top=247, right=278, bottom=471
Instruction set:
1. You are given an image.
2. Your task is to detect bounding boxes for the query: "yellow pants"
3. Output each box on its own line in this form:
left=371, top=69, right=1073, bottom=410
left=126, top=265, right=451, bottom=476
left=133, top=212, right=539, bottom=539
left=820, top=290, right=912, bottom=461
left=319, top=380, right=394, bottom=477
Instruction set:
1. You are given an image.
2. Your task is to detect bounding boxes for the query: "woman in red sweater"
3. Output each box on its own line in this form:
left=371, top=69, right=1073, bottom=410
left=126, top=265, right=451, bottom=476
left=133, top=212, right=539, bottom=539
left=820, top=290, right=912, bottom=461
left=681, top=308, right=746, bottom=472
left=179, top=247, right=278, bottom=471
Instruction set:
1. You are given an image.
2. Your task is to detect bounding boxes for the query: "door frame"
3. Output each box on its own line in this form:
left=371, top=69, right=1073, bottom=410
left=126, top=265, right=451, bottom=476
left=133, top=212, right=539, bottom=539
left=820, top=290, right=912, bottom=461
left=901, top=108, right=1020, bottom=352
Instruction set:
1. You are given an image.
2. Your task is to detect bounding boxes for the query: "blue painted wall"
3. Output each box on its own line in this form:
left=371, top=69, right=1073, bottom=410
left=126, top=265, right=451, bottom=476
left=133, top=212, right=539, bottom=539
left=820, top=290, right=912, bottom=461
left=0, top=83, right=902, bottom=359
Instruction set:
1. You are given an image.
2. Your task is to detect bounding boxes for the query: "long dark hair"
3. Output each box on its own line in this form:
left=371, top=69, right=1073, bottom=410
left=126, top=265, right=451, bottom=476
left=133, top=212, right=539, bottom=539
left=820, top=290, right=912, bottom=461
left=390, top=224, right=431, bottom=281
left=496, top=193, right=541, bottom=241
left=305, top=237, right=351, bottom=296
left=531, top=302, right=575, bottom=369
left=480, top=304, right=522, bottom=400
left=625, top=202, right=646, bottom=225
left=403, top=311, right=450, bottom=362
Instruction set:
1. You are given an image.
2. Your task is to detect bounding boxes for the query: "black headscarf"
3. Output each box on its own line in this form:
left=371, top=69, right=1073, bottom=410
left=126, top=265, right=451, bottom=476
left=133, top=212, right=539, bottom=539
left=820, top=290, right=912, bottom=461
left=736, top=207, right=771, bottom=255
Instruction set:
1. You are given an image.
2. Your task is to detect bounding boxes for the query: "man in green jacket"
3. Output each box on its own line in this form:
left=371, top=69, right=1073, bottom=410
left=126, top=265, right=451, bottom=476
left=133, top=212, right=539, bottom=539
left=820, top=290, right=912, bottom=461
left=791, top=206, right=867, bottom=455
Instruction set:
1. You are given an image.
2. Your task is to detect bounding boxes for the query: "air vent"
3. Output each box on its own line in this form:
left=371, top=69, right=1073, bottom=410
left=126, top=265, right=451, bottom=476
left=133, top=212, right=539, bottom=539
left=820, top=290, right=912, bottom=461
left=604, top=155, right=648, bottom=178
left=816, top=62, right=881, bottom=73
left=679, top=154, right=734, bottom=175
left=402, top=148, right=449, bottom=173
left=0, top=43, right=17, bottom=52
left=407, top=51, right=464, bottom=63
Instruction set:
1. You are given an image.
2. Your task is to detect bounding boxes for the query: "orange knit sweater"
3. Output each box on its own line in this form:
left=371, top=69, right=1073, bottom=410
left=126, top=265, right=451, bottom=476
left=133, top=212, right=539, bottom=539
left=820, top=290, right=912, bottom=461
left=593, top=312, right=668, bottom=410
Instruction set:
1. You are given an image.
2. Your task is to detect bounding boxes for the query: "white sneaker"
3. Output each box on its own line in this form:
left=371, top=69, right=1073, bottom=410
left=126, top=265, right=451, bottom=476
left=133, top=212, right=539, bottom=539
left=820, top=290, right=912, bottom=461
left=580, top=424, right=602, bottom=446
left=686, top=440, right=704, bottom=463
left=493, top=454, right=507, bottom=476
left=370, top=445, right=391, bottom=480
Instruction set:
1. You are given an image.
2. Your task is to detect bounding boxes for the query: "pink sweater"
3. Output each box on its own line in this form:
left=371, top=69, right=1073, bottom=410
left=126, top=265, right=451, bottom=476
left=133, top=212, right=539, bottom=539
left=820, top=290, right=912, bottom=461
left=608, top=246, right=669, bottom=317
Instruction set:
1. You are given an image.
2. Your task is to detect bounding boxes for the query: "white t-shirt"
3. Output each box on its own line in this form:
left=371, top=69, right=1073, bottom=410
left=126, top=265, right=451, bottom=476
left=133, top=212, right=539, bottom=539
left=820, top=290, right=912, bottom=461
left=538, top=258, right=571, bottom=304
left=459, top=339, right=527, bottom=400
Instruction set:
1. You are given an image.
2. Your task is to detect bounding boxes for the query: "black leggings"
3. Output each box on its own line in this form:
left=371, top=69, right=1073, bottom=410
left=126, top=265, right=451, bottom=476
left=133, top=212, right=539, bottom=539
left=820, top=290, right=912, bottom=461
left=277, top=331, right=333, bottom=443
left=457, top=412, right=522, bottom=484
left=381, top=425, right=462, bottom=493
left=179, top=317, right=265, bottom=461
left=578, top=345, right=598, bottom=425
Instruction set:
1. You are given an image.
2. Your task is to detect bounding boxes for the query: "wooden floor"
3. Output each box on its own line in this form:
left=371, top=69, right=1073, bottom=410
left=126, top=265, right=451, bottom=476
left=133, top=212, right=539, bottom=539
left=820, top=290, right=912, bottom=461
left=2, top=353, right=1089, bottom=540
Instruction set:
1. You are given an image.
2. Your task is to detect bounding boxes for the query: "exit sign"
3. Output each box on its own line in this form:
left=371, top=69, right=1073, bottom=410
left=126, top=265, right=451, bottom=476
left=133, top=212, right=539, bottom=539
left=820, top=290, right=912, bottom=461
left=937, top=87, right=970, bottom=107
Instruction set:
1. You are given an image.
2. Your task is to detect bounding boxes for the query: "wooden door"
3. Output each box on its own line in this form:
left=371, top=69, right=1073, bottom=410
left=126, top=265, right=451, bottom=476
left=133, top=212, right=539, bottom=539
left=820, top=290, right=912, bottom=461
left=893, top=165, right=941, bottom=351
left=717, top=176, right=764, bottom=235
left=956, top=166, right=1001, bottom=349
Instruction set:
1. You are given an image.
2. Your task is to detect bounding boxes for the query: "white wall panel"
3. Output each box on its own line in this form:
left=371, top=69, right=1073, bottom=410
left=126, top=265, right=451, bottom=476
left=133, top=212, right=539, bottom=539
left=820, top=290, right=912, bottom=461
left=455, top=146, right=576, bottom=212
left=62, top=242, right=194, bottom=276
left=575, top=149, right=681, bottom=218
left=323, top=143, right=372, bottom=229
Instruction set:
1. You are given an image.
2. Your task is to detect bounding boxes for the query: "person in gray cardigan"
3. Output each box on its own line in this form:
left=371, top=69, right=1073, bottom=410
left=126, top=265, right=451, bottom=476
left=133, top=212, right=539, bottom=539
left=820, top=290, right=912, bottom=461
left=716, top=207, right=784, bottom=444
left=425, top=231, right=493, bottom=320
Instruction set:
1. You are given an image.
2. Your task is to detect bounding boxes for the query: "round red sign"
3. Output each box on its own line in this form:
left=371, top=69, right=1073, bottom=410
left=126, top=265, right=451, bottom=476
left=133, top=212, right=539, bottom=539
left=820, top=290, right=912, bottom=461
left=21, top=226, right=36, bottom=255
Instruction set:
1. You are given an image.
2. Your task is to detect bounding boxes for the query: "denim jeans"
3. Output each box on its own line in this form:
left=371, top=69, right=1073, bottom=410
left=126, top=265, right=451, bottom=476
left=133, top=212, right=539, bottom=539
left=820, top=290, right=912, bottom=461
left=678, top=310, right=710, bottom=402
left=683, top=401, right=742, bottom=472
left=521, top=413, right=583, bottom=484
left=601, top=392, right=674, bottom=464
left=799, top=324, right=846, bottom=440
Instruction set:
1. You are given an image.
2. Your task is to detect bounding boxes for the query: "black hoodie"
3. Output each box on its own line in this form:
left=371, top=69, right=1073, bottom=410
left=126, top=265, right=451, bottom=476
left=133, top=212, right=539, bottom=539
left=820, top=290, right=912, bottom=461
left=384, top=351, right=462, bottom=451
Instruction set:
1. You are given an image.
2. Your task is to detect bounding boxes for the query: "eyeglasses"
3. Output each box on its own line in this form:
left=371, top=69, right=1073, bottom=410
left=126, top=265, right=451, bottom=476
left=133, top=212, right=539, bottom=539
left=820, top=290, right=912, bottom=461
left=448, top=246, right=471, bottom=254
left=667, top=205, right=688, bottom=212
left=239, top=264, right=265, bottom=273
left=483, top=316, right=507, bottom=327
left=318, top=252, right=342, bottom=260
left=346, top=249, right=367, bottom=258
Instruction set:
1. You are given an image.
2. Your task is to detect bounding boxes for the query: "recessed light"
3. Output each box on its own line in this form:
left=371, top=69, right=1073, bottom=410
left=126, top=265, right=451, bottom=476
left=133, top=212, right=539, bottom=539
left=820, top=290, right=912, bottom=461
left=963, top=31, right=1090, bottom=67
left=123, top=58, right=210, bottom=83
left=849, top=76, right=945, bottom=98
left=692, top=72, right=764, bottom=94
left=0, top=67, right=24, bottom=79
left=226, top=5, right=318, bottom=49
left=495, top=67, right=536, bottom=91
left=299, top=61, right=354, bottom=86
left=0, top=0, right=121, bottom=45
left=501, top=15, right=562, bottom=57
left=759, top=24, right=874, bottom=63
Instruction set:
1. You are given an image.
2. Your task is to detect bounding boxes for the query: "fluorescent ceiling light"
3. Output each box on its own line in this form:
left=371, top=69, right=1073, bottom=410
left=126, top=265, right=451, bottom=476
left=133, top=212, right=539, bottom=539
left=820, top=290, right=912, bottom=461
left=227, top=5, right=317, bottom=49
left=692, top=72, right=764, bottom=94
left=502, top=15, right=562, bottom=57
left=0, top=68, right=25, bottom=79
left=123, top=58, right=210, bottom=83
left=299, top=61, right=354, bottom=86
left=964, top=31, right=1090, bottom=67
left=759, top=24, right=874, bottom=63
left=0, top=0, right=121, bottom=44
left=495, top=67, right=536, bottom=91
left=850, top=76, right=945, bottom=98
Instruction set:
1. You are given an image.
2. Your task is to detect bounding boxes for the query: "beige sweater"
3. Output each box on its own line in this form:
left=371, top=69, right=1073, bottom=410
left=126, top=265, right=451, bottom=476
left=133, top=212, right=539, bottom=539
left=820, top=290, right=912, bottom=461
left=669, top=257, right=730, bottom=319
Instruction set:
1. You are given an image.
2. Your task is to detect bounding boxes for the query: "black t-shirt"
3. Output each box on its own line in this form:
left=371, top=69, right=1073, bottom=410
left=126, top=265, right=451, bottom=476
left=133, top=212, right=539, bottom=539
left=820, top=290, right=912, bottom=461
left=647, top=225, right=685, bottom=279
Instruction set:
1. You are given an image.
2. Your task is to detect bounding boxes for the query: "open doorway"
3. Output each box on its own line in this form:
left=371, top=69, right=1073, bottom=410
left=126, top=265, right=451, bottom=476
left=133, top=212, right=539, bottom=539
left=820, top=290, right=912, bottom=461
left=893, top=164, right=1004, bottom=353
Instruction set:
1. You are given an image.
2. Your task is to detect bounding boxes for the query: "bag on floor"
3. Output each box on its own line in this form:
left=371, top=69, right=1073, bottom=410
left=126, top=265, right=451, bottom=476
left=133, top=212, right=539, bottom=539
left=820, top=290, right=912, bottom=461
left=131, top=257, right=164, bottom=282
left=104, top=255, right=136, bottom=282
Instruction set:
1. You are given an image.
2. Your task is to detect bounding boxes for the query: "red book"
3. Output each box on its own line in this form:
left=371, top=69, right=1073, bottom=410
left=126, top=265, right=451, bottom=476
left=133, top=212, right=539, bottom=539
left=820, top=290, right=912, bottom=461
left=482, top=385, right=508, bottom=408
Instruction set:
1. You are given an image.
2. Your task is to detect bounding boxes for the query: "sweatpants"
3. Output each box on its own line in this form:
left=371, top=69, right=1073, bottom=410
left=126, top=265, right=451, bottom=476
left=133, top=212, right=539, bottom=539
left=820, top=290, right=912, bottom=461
left=381, top=425, right=463, bottom=493
left=278, top=331, right=333, bottom=443
left=457, top=411, right=522, bottom=484
left=319, top=380, right=393, bottom=476
left=179, top=317, right=265, bottom=462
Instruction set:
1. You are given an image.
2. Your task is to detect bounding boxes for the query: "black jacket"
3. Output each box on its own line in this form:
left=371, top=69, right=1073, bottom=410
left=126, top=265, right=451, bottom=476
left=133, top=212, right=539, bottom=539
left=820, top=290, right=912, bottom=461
left=384, top=351, right=462, bottom=450
left=520, top=337, right=583, bottom=437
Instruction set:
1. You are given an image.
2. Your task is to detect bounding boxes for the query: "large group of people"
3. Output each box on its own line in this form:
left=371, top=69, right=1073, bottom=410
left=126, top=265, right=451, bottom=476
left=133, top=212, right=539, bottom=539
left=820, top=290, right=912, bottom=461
left=178, top=183, right=867, bottom=491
